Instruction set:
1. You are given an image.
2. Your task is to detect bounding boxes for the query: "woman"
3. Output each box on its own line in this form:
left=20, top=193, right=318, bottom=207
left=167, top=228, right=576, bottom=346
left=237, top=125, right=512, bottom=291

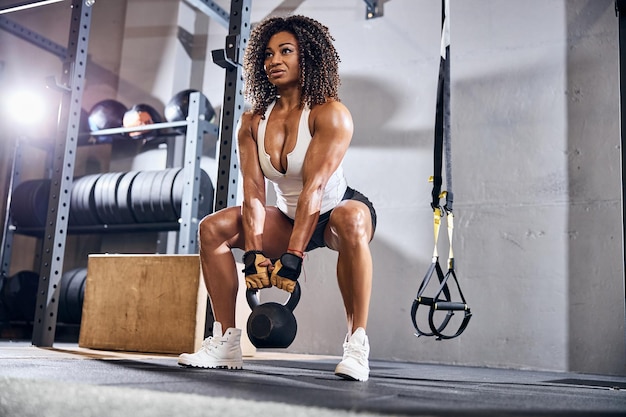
left=178, top=15, right=377, bottom=382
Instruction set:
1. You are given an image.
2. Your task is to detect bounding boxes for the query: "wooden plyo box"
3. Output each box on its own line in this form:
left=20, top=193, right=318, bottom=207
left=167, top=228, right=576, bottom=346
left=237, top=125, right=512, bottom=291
left=79, top=254, right=207, bottom=354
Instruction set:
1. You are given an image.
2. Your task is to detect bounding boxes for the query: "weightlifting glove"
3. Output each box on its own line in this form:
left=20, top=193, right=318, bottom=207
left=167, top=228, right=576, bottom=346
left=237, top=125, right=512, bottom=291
left=243, top=250, right=271, bottom=290
left=270, top=252, right=302, bottom=293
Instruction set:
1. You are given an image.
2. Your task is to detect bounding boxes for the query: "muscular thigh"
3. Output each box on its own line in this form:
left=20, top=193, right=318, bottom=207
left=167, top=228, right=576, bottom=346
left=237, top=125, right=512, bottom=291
left=324, top=200, right=374, bottom=251
left=201, top=206, right=293, bottom=257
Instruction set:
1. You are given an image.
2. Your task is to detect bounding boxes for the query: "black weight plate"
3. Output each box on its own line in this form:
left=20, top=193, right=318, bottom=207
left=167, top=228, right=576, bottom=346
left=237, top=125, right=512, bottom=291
left=13, top=179, right=49, bottom=228
left=134, top=171, right=158, bottom=223
left=26, top=181, right=40, bottom=227
left=69, top=176, right=81, bottom=225
left=22, top=181, right=42, bottom=228
left=171, top=169, right=214, bottom=220
left=24, top=180, right=38, bottom=227
left=105, top=172, right=124, bottom=224
left=146, top=170, right=162, bottom=222
left=148, top=170, right=169, bottom=222
left=11, top=180, right=46, bottom=228
left=93, top=173, right=114, bottom=224
left=98, top=172, right=116, bottom=224
left=198, top=169, right=214, bottom=219
left=82, top=175, right=99, bottom=224
left=128, top=171, right=144, bottom=222
left=92, top=173, right=107, bottom=223
left=171, top=168, right=184, bottom=217
left=9, top=180, right=35, bottom=227
left=70, top=175, right=93, bottom=226
left=3, top=270, right=38, bottom=322
left=129, top=171, right=150, bottom=223
left=66, top=268, right=87, bottom=324
left=159, top=168, right=179, bottom=222
left=116, top=171, right=139, bottom=224
left=58, top=268, right=81, bottom=323
left=32, top=179, right=51, bottom=228
left=140, top=171, right=159, bottom=223
left=81, top=174, right=102, bottom=225
left=105, top=172, right=125, bottom=224
left=100, top=172, right=121, bottom=224
left=70, top=176, right=88, bottom=225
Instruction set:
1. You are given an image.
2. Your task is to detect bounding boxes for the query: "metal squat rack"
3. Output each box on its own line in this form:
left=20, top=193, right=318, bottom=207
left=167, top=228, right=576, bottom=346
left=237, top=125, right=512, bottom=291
left=0, top=0, right=251, bottom=346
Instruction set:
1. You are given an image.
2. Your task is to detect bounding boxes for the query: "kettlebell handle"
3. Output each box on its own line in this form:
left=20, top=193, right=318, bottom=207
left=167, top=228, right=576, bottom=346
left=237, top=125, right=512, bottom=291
left=246, top=281, right=301, bottom=311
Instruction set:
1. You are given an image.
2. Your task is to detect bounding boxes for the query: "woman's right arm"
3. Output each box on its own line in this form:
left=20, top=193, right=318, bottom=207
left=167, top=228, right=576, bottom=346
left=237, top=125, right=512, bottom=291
left=238, top=111, right=267, bottom=252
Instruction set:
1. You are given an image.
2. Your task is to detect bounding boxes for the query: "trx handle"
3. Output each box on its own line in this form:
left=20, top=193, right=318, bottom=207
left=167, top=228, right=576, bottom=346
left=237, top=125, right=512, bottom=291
left=411, top=259, right=472, bottom=340
left=411, top=258, right=454, bottom=338
left=411, top=209, right=472, bottom=340
left=435, top=301, right=468, bottom=311
left=427, top=267, right=471, bottom=340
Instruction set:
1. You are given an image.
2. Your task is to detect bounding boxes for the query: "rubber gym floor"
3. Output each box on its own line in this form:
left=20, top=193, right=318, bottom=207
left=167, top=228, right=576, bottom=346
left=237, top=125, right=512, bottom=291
left=0, top=340, right=625, bottom=417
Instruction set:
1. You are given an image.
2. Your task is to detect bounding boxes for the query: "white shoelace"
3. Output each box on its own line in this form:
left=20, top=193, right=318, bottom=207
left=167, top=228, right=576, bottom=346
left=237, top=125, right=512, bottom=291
left=201, top=336, right=224, bottom=352
left=343, top=341, right=368, bottom=362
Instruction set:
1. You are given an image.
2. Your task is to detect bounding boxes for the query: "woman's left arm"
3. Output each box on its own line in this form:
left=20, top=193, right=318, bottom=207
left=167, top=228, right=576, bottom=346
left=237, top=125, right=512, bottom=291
left=287, top=101, right=354, bottom=253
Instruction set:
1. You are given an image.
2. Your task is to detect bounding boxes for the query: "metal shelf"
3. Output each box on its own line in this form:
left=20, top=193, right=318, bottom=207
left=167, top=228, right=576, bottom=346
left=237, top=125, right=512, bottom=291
left=14, top=222, right=183, bottom=237
left=0, top=0, right=252, bottom=346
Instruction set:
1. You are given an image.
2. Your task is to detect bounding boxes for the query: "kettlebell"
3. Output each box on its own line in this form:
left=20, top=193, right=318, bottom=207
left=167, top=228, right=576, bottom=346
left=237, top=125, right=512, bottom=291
left=246, top=281, right=301, bottom=348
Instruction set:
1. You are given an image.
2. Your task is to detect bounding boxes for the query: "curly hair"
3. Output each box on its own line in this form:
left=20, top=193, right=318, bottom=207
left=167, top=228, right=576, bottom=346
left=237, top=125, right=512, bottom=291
left=243, top=15, right=341, bottom=116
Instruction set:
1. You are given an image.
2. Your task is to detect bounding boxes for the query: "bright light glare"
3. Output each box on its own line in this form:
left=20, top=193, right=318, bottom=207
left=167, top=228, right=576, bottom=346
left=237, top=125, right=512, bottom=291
left=4, top=90, right=47, bottom=126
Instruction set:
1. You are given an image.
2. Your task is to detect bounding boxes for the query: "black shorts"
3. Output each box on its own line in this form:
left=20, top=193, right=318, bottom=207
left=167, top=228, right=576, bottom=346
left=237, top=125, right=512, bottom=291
left=285, top=187, right=377, bottom=252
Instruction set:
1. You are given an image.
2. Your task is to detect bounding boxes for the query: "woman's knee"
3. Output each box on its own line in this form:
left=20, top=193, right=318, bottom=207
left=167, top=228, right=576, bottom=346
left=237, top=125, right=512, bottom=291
left=329, top=202, right=372, bottom=244
left=198, top=208, right=241, bottom=246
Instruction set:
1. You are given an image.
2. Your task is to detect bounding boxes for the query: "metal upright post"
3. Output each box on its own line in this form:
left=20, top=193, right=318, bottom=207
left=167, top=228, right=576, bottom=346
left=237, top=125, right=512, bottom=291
left=211, top=0, right=251, bottom=212
left=617, top=0, right=626, bottom=299
left=0, top=139, right=23, bottom=280
left=177, top=92, right=208, bottom=254
left=32, top=0, right=93, bottom=346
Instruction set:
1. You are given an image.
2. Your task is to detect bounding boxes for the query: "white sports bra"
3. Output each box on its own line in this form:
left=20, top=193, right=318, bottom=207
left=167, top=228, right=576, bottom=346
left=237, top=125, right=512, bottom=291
left=257, top=101, right=348, bottom=219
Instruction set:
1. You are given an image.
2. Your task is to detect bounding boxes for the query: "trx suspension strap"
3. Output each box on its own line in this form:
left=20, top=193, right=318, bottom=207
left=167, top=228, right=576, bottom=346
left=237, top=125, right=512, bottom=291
left=411, top=0, right=471, bottom=340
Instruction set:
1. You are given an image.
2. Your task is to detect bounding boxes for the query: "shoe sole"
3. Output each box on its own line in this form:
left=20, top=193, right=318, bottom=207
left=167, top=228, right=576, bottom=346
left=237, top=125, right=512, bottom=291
left=178, top=359, right=243, bottom=370
left=335, top=371, right=368, bottom=382
left=334, top=364, right=369, bottom=382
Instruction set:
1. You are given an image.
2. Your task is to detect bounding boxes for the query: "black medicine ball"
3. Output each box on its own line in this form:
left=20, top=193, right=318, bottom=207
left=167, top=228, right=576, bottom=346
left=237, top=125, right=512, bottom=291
left=87, top=99, right=128, bottom=142
left=164, top=89, right=216, bottom=133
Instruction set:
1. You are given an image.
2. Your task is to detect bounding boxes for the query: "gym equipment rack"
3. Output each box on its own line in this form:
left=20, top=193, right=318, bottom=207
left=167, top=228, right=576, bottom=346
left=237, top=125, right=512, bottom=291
left=0, top=0, right=251, bottom=346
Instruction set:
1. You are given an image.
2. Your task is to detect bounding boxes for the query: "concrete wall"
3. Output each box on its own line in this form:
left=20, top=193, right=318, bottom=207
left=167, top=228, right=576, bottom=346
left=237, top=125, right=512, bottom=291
left=0, top=0, right=623, bottom=375
left=564, top=0, right=624, bottom=374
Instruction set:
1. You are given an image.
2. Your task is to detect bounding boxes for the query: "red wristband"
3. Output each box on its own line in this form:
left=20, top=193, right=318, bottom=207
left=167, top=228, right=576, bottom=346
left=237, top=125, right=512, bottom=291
left=287, top=248, right=305, bottom=258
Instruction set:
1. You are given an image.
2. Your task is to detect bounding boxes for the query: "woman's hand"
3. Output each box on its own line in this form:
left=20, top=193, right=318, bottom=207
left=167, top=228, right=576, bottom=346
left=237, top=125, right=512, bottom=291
left=243, top=250, right=273, bottom=289
left=270, top=253, right=303, bottom=293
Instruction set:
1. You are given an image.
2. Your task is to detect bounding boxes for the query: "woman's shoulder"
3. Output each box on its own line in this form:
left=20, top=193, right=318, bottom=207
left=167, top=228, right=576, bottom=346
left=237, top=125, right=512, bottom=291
left=239, top=110, right=263, bottom=134
left=310, top=99, right=353, bottom=128
left=311, top=99, right=350, bottom=114
left=239, top=110, right=261, bottom=138
left=240, top=110, right=261, bottom=124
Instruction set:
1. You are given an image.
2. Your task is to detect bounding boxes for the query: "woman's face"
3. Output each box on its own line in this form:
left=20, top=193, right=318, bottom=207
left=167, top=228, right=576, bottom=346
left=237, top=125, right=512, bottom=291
left=264, top=31, right=300, bottom=88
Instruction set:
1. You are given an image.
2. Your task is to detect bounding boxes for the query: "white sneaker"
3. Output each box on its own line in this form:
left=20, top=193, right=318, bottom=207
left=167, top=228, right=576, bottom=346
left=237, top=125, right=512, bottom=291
left=178, top=322, right=243, bottom=369
left=334, top=327, right=370, bottom=381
